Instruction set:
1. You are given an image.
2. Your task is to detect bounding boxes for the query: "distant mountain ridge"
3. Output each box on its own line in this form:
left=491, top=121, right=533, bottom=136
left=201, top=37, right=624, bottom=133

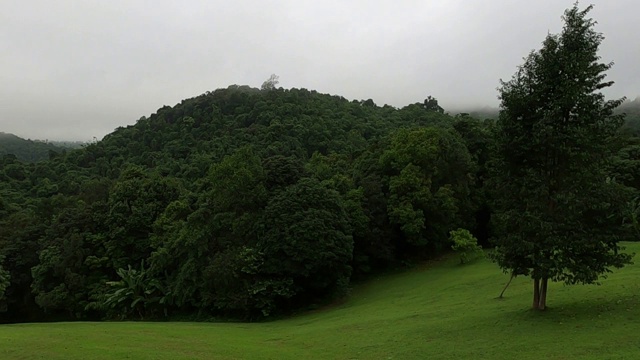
left=616, top=97, right=640, bottom=132
left=455, top=95, right=640, bottom=123
left=0, top=132, right=84, bottom=162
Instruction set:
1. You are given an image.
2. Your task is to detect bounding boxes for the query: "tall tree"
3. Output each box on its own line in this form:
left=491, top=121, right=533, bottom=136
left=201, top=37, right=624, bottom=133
left=423, top=96, right=444, bottom=113
left=489, top=3, right=633, bottom=310
left=380, top=127, right=474, bottom=253
left=261, top=74, right=280, bottom=91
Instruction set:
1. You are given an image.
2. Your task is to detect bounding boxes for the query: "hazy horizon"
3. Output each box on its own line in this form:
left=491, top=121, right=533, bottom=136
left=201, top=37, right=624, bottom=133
left=2, top=1, right=638, bottom=141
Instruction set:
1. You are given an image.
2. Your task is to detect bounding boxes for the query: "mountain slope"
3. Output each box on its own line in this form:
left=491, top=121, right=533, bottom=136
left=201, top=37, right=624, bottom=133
left=0, top=86, right=488, bottom=323
left=0, top=132, right=73, bottom=162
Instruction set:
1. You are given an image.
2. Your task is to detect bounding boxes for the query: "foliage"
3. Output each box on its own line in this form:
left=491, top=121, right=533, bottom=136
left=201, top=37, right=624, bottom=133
left=623, top=196, right=640, bottom=239
left=0, top=255, right=9, bottom=312
left=489, top=3, right=634, bottom=310
left=449, top=228, right=483, bottom=264
left=618, top=97, right=640, bottom=134
left=261, top=74, right=280, bottom=91
left=0, top=243, right=638, bottom=359
left=0, top=132, right=75, bottom=163
left=100, top=260, right=168, bottom=320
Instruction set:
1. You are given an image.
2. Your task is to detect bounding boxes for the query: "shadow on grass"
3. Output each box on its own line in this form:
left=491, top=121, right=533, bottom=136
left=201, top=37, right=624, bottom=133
left=495, top=293, right=639, bottom=325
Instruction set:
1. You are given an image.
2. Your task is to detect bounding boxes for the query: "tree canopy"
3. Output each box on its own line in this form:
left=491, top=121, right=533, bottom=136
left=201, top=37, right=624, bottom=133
left=489, top=3, right=634, bottom=310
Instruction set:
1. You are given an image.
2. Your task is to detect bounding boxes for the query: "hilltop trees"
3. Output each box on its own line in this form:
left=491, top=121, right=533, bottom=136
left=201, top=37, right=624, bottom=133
left=450, top=228, right=483, bottom=264
left=255, top=177, right=354, bottom=316
left=490, top=3, right=633, bottom=310
left=261, top=74, right=280, bottom=91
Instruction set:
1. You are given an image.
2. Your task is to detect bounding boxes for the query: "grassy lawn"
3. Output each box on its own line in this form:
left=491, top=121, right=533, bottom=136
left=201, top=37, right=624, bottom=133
left=1, top=242, right=639, bottom=359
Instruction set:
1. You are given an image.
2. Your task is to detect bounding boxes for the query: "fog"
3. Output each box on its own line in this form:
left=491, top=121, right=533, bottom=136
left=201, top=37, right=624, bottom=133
left=1, top=0, right=638, bottom=140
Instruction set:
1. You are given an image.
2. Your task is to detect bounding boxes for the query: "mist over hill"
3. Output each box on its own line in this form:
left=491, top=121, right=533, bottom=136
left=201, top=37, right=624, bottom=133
left=0, top=132, right=84, bottom=163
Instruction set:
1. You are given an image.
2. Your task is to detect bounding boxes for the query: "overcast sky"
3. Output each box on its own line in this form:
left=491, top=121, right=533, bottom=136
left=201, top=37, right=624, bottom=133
left=1, top=0, right=638, bottom=141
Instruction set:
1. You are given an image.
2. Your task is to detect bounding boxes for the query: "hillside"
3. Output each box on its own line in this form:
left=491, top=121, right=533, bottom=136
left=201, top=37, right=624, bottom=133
left=1, top=243, right=638, bottom=359
left=618, top=97, right=640, bottom=133
left=0, top=83, right=637, bottom=324
left=0, top=132, right=80, bottom=163
left=0, top=86, right=487, bottom=323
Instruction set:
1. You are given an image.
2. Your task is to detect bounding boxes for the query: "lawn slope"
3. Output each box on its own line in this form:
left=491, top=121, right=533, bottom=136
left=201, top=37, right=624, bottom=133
left=1, top=243, right=639, bottom=360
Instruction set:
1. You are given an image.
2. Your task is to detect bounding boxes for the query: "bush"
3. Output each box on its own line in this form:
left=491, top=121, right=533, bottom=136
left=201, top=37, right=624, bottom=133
left=449, top=228, right=483, bottom=264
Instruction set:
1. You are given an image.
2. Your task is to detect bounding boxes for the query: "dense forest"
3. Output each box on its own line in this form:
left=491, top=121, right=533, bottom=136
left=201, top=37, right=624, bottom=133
left=0, top=86, right=487, bottom=322
left=1, top=84, right=638, bottom=323
left=1, top=4, right=639, bottom=324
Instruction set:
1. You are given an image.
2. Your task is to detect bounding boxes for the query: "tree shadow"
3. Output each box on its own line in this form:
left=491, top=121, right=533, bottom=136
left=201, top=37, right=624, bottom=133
left=496, top=293, right=639, bottom=324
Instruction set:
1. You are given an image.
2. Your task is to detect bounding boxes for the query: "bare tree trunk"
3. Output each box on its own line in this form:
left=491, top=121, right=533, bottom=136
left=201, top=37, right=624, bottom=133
left=532, top=278, right=540, bottom=310
left=538, top=278, right=548, bottom=310
left=499, top=273, right=515, bottom=298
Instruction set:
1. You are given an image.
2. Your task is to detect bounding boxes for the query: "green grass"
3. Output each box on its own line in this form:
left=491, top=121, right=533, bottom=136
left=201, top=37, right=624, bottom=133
left=2, top=243, right=639, bottom=359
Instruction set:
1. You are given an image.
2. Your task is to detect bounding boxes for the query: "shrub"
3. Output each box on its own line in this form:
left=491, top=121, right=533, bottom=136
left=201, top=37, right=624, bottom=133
left=449, top=228, right=483, bottom=264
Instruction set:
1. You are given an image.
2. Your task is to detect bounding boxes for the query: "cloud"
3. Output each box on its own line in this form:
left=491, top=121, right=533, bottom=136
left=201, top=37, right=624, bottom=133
left=1, top=0, right=637, bottom=140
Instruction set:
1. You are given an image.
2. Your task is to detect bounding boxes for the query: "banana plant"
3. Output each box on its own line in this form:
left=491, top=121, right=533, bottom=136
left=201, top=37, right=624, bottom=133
left=102, top=260, right=169, bottom=320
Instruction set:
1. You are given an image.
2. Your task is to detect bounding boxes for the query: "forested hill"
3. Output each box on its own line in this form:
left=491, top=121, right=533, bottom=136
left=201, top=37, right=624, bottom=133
left=0, top=132, right=76, bottom=163
left=0, top=85, right=490, bottom=322
left=0, top=84, right=637, bottom=324
left=618, top=97, right=640, bottom=132
left=458, top=97, right=640, bottom=125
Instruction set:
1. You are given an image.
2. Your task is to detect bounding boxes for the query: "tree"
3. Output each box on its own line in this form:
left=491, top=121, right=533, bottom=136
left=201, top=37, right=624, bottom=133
left=105, top=167, right=181, bottom=269
left=100, top=260, right=168, bottom=320
left=380, top=127, right=474, bottom=253
left=450, top=228, right=483, bottom=264
left=257, top=178, right=354, bottom=314
left=489, top=3, right=633, bottom=310
left=261, top=74, right=279, bottom=91
left=423, top=96, right=444, bottom=113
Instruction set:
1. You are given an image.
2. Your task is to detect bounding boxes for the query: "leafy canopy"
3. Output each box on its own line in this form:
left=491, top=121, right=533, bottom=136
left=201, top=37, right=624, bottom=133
left=489, top=3, right=634, bottom=309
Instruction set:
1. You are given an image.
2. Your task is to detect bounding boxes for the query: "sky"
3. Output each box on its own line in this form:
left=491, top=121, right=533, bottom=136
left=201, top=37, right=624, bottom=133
left=1, top=0, right=638, bottom=141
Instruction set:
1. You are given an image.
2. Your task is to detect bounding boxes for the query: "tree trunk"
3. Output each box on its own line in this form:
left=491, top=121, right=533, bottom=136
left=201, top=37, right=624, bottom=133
left=532, top=278, right=540, bottom=310
left=499, top=273, right=515, bottom=298
left=538, top=278, right=548, bottom=310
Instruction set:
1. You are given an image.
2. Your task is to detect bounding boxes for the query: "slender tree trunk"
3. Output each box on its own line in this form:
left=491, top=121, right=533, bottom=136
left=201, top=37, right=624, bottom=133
left=538, top=278, right=548, bottom=310
left=499, top=273, right=515, bottom=298
left=532, top=278, right=540, bottom=310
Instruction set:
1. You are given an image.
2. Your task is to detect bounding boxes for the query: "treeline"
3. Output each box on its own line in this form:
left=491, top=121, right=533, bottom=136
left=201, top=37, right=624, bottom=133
left=0, top=133, right=81, bottom=163
left=619, top=97, right=640, bottom=134
left=0, top=85, right=638, bottom=322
